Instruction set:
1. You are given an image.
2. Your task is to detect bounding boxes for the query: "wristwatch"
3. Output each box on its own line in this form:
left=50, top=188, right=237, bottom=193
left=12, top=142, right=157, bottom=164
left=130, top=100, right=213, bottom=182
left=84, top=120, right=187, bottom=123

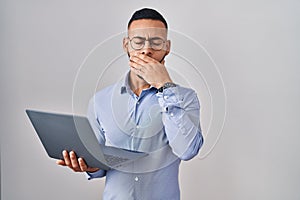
left=158, top=82, right=177, bottom=93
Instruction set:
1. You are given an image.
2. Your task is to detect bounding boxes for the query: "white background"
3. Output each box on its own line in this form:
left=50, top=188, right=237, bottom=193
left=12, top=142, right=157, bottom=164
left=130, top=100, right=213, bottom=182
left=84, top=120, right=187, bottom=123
left=1, top=0, right=300, bottom=199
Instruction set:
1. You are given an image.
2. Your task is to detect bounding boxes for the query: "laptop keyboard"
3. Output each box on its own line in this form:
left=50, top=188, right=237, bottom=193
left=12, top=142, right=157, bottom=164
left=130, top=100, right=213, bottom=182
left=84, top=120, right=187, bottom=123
left=104, top=154, right=129, bottom=166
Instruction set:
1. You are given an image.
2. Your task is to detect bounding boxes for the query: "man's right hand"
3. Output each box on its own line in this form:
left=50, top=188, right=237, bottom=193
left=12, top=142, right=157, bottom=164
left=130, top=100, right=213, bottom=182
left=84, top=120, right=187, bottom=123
left=56, top=150, right=100, bottom=173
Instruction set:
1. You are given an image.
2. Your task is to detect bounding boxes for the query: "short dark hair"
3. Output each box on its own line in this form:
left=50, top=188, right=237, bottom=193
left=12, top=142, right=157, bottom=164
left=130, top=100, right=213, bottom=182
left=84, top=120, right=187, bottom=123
left=128, top=8, right=168, bottom=29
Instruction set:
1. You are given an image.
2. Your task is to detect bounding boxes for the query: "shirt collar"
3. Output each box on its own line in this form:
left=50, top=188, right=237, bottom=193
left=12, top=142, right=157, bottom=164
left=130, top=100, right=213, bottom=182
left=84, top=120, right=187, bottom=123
left=120, top=71, right=132, bottom=95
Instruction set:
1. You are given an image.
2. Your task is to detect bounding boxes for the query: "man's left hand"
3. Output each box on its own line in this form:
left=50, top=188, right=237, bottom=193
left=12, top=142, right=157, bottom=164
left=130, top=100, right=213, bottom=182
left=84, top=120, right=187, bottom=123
left=129, top=53, right=172, bottom=88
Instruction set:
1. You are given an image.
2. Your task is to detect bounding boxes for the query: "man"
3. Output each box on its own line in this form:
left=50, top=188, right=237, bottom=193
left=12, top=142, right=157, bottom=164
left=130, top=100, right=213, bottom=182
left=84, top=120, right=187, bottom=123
left=57, top=8, right=203, bottom=200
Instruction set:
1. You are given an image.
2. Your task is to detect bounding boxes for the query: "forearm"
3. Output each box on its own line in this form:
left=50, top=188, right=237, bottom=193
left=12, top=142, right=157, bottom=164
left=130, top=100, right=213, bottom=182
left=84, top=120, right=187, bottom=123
left=157, top=86, right=204, bottom=160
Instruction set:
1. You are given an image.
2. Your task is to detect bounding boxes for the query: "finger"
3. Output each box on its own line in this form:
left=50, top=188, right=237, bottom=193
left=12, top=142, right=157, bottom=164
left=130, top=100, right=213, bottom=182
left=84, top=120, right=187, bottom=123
left=78, top=158, right=88, bottom=171
left=131, top=55, right=157, bottom=70
left=129, top=61, right=145, bottom=73
left=70, top=151, right=81, bottom=171
left=128, top=60, right=139, bottom=69
left=130, top=55, right=148, bottom=66
left=63, top=150, right=71, bottom=167
left=130, top=66, right=144, bottom=78
left=130, top=67, right=142, bottom=79
left=78, top=158, right=100, bottom=173
left=137, top=54, right=158, bottom=63
left=131, top=55, right=160, bottom=71
left=87, top=167, right=100, bottom=173
left=56, top=159, right=66, bottom=166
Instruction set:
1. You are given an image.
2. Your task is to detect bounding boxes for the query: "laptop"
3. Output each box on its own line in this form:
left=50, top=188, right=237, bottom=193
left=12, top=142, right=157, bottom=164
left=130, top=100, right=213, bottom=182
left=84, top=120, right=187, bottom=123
left=26, top=109, right=148, bottom=170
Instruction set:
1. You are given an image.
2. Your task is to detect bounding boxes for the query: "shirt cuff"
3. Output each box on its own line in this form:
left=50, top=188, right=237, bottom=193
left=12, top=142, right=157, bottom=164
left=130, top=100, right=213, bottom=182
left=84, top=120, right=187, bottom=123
left=156, top=86, right=184, bottom=110
left=156, top=86, right=199, bottom=127
left=86, top=169, right=106, bottom=180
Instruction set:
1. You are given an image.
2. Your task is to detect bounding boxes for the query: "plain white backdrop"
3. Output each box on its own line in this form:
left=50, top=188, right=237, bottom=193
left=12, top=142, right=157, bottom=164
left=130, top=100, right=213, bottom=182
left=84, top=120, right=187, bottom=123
left=1, top=0, right=300, bottom=199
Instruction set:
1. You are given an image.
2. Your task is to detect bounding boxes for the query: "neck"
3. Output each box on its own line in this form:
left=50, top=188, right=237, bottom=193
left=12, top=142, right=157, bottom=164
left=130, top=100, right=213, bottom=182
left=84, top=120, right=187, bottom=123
left=129, top=71, right=150, bottom=96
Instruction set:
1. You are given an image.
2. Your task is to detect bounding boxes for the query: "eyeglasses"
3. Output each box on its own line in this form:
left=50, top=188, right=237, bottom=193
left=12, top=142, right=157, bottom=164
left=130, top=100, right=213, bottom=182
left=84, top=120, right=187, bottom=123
left=129, top=36, right=166, bottom=51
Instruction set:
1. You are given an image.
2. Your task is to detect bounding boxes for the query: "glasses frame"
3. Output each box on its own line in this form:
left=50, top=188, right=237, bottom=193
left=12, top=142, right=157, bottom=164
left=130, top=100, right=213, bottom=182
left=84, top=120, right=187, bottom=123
left=128, top=36, right=166, bottom=51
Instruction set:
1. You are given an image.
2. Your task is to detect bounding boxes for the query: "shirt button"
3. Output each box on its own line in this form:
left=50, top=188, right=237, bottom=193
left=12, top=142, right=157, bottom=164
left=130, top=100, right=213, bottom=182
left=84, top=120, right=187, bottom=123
left=136, top=125, right=140, bottom=129
left=135, top=177, right=139, bottom=182
left=164, top=96, right=168, bottom=100
left=170, top=112, right=174, bottom=117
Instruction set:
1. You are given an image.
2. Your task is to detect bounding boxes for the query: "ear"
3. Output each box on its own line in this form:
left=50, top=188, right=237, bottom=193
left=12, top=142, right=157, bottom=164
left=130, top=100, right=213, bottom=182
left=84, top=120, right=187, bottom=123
left=165, top=40, right=171, bottom=56
left=123, top=37, right=129, bottom=53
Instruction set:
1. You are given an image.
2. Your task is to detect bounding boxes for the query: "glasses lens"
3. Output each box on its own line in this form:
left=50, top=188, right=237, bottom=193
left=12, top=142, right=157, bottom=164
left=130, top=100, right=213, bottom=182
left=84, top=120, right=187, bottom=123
left=131, top=37, right=145, bottom=50
left=150, top=38, right=164, bottom=50
left=130, top=37, right=165, bottom=50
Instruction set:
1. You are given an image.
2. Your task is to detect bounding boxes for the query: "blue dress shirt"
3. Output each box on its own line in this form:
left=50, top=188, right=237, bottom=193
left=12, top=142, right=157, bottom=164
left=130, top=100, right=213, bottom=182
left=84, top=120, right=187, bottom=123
left=86, top=72, right=203, bottom=200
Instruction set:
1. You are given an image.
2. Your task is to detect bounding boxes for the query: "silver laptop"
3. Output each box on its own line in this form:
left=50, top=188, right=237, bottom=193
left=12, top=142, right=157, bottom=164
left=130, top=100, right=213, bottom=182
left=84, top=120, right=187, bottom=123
left=26, top=109, right=148, bottom=170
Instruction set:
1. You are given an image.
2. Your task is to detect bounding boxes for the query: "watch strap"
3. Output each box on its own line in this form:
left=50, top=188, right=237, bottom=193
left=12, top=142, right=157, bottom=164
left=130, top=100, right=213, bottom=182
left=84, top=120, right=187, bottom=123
left=158, top=82, right=177, bottom=92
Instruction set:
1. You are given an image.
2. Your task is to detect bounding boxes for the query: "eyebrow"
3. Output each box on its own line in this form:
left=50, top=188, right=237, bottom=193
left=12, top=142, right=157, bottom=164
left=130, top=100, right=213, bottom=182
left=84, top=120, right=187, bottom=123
left=132, top=36, right=164, bottom=40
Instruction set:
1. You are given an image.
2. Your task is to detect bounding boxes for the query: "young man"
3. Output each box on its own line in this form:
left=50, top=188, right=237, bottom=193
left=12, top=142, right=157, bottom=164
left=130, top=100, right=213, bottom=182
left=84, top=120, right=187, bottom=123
left=57, top=8, right=203, bottom=200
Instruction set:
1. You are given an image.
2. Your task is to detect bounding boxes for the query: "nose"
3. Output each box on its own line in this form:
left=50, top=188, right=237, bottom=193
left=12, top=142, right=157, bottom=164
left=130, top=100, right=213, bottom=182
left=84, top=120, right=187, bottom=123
left=141, top=41, right=153, bottom=56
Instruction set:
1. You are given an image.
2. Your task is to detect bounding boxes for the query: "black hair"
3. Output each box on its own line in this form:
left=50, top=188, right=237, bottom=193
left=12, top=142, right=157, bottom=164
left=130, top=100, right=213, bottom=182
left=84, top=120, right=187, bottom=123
left=128, top=8, right=168, bottom=29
